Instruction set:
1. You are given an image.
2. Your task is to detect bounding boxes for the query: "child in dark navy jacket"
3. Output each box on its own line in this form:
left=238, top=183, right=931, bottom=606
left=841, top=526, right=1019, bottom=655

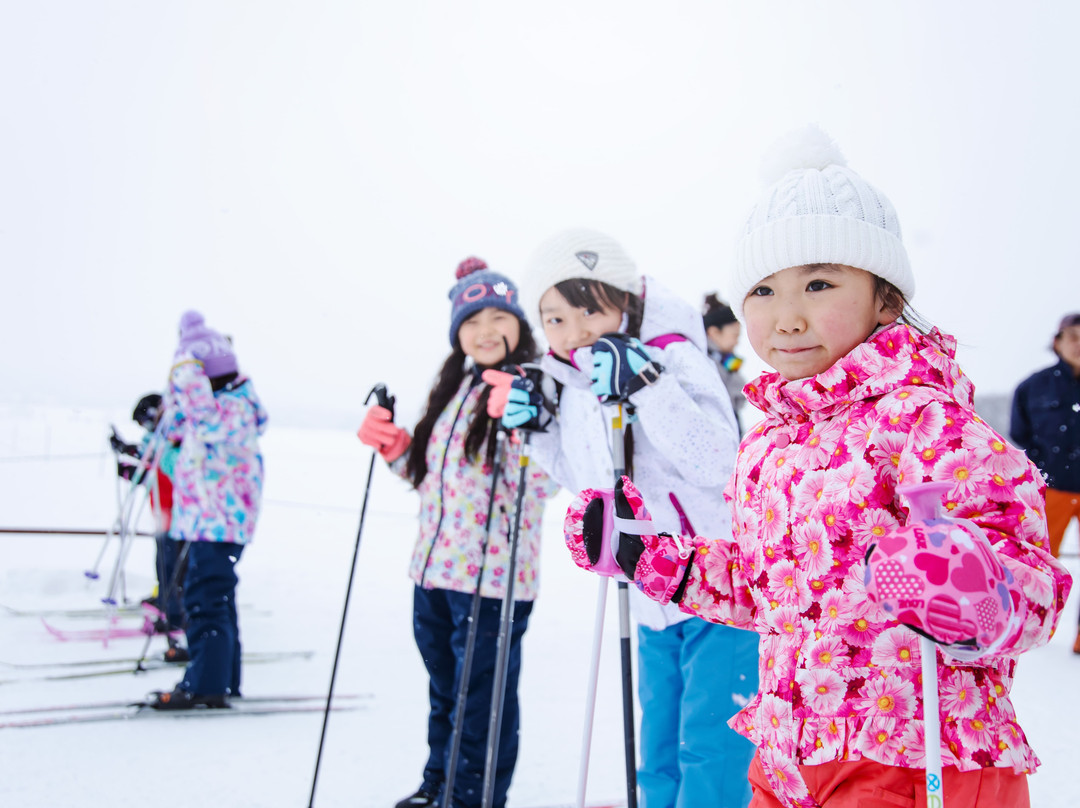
left=1011, top=312, right=1080, bottom=651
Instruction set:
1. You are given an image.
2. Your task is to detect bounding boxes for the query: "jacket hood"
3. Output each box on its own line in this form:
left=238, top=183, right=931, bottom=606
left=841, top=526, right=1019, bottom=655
left=745, top=323, right=975, bottom=421
left=638, top=276, right=707, bottom=350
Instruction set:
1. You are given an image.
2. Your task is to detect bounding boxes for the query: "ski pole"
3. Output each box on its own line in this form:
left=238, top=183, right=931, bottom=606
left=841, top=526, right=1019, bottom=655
left=134, top=540, right=191, bottom=671
left=900, top=482, right=950, bottom=808
left=307, top=382, right=395, bottom=808
left=85, top=427, right=142, bottom=580
left=575, top=576, right=609, bottom=808
left=84, top=428, right=128, bottom=580
left=480, top=430, right=532, bottom=808
left=101, top=426, right=166, bottom=604
left=443, top=429, right=507, bottom=808
left=608, top=402, right=639, bottom=808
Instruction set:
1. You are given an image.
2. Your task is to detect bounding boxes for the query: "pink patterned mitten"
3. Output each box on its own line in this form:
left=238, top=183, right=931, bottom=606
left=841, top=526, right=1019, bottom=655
left=865, top=517, right=1017, bottom=655
left=564, top=476, right=696, bottom=604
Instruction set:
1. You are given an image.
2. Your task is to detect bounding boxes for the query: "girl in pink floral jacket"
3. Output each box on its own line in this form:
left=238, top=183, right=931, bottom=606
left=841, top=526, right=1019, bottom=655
left=564, top=128, right=1071, bottom=808
left=358, top=258, right=557, bottom=808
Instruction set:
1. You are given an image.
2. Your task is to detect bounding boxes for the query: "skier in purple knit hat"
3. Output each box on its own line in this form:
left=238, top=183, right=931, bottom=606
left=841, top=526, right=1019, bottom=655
left=150, top=310, right=268, bottom=710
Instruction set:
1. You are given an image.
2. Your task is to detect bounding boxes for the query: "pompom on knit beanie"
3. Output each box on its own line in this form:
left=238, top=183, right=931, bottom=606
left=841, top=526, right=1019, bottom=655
left=447, top=257, right=527, bottom=348
left=176, top=310, right=238, bottom=379
left=521, top=228, right=643, bottom=325
left=730, top=125, right=914, bottom=318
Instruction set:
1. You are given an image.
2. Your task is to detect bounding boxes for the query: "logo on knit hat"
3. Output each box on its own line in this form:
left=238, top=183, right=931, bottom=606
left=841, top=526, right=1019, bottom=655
left=575, top=251, right=599, bottom=271
left=494, top=281, right=509, bottom=297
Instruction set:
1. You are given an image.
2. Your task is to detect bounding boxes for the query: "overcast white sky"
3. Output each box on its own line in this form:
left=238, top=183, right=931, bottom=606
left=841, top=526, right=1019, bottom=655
left=2, top=2, right=1078, bottom=427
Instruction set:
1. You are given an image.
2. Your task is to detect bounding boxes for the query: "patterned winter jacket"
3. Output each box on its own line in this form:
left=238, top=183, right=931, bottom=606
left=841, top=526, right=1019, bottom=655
left=677, top=324, right=1071, bottom=808
left=531, top=277, right=741, bottom=629
left=161, top=357, right=268, bottom=544
left=393, top=373, right=558, bottom=601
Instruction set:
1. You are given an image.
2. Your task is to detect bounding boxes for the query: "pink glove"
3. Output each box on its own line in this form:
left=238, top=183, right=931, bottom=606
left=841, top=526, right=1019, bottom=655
left=865, top=517, right=1017, bottom=658
left=357, top=405, right=411, bottom=462
left=564, top=476, right=695, bottom=604
left=481, top=369, right=514, bottom=418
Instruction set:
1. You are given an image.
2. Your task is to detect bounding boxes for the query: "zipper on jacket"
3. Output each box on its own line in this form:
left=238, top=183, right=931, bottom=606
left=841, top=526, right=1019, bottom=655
left=418, top=377, right=478, bottom=589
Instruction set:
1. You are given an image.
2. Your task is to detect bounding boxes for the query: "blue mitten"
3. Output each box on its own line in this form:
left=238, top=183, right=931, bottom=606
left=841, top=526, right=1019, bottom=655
left=590, top=333, right=663, bottom=403
left=482, top=368, right=547, bottom=431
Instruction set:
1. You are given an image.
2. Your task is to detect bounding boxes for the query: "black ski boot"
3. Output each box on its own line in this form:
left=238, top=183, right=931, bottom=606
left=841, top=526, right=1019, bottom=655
left=148, top=687, right=229, bottom=711
left=394, top=785, right=438, bottom=808
left=163, top=644, right=191, bottom=663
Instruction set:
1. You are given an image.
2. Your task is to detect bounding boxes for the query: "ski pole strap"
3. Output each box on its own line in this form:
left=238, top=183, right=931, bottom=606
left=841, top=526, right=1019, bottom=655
left=622, top=360, right=663, bottom=397
left=612, top=515, right=656, bottom=535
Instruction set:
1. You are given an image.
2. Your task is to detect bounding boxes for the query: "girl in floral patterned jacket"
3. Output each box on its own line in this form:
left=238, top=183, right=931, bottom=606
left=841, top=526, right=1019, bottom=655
left=150, top=310, right=268, bottom=711
left=564, top=128, right=1072, bottom=808
left=358, top=258, right=557, bottom=808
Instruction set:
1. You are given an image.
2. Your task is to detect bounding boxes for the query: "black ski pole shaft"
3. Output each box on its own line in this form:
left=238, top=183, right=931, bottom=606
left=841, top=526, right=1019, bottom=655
left=481, top=431, right=532, bottom=808
left=308, top=383, right=394, bottom=808
left=443, top=430, right=507, bottom=808
left=609, top=403, right=638, bottom=808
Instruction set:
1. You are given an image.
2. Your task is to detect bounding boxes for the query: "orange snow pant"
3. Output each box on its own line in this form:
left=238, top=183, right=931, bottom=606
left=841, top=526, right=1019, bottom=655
left=747, top=751, right=1030, bottom=808
left=1044, top=488, right=1080, bottom=558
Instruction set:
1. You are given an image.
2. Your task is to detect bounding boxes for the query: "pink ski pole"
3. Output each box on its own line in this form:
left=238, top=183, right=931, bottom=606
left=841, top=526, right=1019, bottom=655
left=898, top=481, right=950, bottom=808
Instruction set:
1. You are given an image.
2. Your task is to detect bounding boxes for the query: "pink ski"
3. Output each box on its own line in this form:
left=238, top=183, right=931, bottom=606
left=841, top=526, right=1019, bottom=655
left=41, top=617, right=182, bottom=645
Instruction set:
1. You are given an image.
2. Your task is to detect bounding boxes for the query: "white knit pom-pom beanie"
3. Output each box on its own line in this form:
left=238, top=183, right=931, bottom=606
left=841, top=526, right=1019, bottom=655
left=730, top=125, right=914, bottom=317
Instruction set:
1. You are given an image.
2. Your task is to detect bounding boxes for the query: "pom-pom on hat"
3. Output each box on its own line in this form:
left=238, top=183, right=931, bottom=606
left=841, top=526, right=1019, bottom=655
left=176, top=310, right=238, bottom=379
left=730, top=125, right=914, bottom=318
left=447, top=257, right=527, bottom=348
left=521, top=228, right=644, bottom=324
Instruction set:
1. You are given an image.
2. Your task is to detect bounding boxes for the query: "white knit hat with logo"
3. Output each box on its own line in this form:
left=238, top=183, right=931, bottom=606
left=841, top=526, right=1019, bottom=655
left=522, top=228, right=644, bottom=325
left=730, top=125, right=914, bottom=317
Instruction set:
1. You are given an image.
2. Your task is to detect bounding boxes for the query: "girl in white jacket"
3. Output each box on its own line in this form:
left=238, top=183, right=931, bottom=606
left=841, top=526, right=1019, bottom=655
left=494, top=228, right=759, bottom=808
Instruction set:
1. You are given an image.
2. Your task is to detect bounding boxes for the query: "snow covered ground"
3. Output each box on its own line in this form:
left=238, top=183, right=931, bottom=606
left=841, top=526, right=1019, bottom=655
left=1, top=405, right=1078, bottom=807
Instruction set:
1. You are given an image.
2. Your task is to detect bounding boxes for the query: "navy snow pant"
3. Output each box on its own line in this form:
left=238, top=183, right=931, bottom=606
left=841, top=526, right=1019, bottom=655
left=413, top=585, right=533, bottom=808
left=180, top=541, right=244, bottom=697
left=156, top=535, right=187, bottom=628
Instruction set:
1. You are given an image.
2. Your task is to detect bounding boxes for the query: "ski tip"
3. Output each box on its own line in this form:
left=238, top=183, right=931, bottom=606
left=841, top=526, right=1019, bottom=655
left=83, top=572, right=100, bottom=580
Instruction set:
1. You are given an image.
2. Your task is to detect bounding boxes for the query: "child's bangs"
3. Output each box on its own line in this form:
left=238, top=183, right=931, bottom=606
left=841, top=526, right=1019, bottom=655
left=554, top=279, right=625, bottom=313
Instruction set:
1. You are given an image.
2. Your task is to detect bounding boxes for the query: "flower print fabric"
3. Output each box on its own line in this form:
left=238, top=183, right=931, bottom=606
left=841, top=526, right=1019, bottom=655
left=676, top=323, right=1072, bottom=808
left=161, top=357, right=268, bottom=544
left=395, top=376, right=557, bottom=601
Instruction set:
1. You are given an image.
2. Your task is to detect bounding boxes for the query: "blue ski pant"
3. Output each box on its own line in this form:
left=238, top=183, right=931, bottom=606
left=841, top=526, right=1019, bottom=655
left=412, top=585, right=532, bottom=808
left=180, top=541, right=244, bottom=697
left=637, top=619, right=759, bottom=808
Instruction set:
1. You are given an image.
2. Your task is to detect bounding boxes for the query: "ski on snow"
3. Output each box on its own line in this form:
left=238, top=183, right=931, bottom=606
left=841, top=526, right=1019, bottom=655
left=41, top=616, right=183, bottom=643
left=2, top=602, right=146, bottom=619
left=1, top=601, right=267, bottom=619
left=0, top=694, right=368, bottom=729
left=0, top=648, right=314, bottom=671
left=0, top=650, right=316, bottom=685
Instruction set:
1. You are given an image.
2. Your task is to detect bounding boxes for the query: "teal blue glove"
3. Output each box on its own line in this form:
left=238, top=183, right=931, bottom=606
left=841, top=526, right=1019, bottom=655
left=502, top=385, right=539, bottom=429
left=590, top=333, right=663, bottom=403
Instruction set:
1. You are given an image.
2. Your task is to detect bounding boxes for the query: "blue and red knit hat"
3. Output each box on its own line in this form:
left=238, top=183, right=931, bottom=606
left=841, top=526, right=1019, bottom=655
left=447, top=257, right=526, bottom=348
